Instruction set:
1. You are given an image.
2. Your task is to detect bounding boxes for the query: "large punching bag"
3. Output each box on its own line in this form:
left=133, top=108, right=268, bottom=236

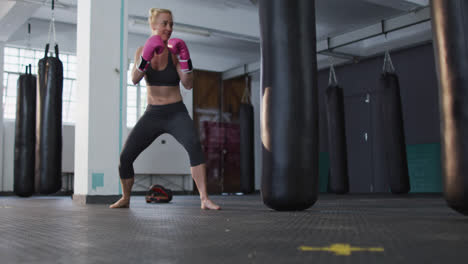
left=325, top=66, right=349, bottom=194
left=240, top=79, right=255, bottom=194
left=371, top=52, right=410, bottom=194
left=259, top=0, right=318, bottom=211
left=36, top=44, right=63, bottom=194
left=14, top=65, right=36, bottom=197
left=380, top=68, right=410, bottom=194
left=431, top=0, right=468, bottom=215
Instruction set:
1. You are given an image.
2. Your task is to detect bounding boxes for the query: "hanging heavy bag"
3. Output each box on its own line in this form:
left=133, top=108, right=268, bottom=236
left=325, top=65, right=349, bottom=194
left=239, top=77, right=255, bottom=194
left=373, top=52, right=410, bottom=194
left=36, top=44, right=63, bottom=194
left=380, top=74, right=410, bottom=194
left=14, top=65, right=37, bottom=197
left=259, top=0, right=319, bottom=211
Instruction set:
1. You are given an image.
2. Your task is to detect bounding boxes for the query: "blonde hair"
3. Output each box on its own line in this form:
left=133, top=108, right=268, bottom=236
left=148, top=8, right=172, bottom=25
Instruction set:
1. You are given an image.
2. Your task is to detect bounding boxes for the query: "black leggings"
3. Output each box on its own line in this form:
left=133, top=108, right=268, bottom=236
left=119, top=101, right=205, bottom=179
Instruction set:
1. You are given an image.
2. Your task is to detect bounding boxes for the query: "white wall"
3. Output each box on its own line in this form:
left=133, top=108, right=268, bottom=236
left=2, top=121, right=14, bottom=191
left=0, top=42, right=4, bottom=192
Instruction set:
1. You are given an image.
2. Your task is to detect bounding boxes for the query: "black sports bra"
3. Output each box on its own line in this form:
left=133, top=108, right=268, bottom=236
left=144, top=53, right=180, bottom=86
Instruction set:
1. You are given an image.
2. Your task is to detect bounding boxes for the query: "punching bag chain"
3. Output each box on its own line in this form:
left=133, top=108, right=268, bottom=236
left=241, top=74, right=251, bottom=104
left=383, top=50, right=395, bottom=74
left=329, top=64, right=338, bottom=86
left=47, top=0, right=57, bottom=51
left=27, top=22, right=31, bottom=49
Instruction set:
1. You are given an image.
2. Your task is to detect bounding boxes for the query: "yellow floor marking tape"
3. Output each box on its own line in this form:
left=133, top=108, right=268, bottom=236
left=299, top=243, right=384, bottom=256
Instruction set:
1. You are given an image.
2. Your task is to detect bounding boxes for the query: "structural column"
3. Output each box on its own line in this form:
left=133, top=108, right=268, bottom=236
left=74, top=0, right=128, bottom=203
left=0, top=42, right=4, bottom=192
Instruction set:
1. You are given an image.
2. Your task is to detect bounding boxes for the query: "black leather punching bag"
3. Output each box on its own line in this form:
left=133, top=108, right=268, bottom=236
left=431, top=0, right=468, bottom=215
left=240, top=102, right=255, bottom=194
left=14, top=65, right=36, bottom=197
left=371, top=53, right=410, bottom=194
left=36, top=44, right=63, bottom=194
left=325, top=67, right=349, bottom=194
left=259, top=0, right=318, bottom=211
left=380, top=72, right=410, bottom=194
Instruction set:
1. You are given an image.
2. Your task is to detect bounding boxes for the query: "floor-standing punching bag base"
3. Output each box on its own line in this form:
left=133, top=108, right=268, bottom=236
left=448, top=206, right=468, bottom=216
left=261, top=166, right=318, bottom=211
left=263, top=198, right=317, bottom=212
left=446, top=199, right=468, bottom=216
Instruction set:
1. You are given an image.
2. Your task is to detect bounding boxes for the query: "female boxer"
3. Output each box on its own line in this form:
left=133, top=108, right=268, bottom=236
left=110, top=8, right=220, bottom=210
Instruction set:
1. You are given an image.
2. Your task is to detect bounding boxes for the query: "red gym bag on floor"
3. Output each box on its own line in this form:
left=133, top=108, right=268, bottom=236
left=145, top=185, right=173, bottom=203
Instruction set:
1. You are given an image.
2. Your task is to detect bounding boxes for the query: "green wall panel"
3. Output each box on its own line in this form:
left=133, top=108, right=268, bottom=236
left=406, top=143, right=442, bottom=193
left=319, top=152, right=330, bottom=193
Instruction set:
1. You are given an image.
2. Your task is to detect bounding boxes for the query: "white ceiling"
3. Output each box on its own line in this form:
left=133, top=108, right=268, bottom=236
left=0, top=0, right=432, bottom=71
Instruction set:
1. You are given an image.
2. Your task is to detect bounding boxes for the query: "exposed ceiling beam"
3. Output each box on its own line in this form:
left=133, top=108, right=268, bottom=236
left=317, top=6, right=431, bottom=53
left=130, top=16, right=260, bottom=43
left=224, top=6, right=432, bottom=78
left=319, top=50, right=360, bottom=61
left=14, top=0, right=76, bottom=10
left=364, top=0, right=428, bottom=11
left=222, top=61, right=260, bottom=80
left=0, top=1, right=41, bottom=42
left=403, top=0, right=429, bottom=6
left=0, top=1, right=16, bottom=21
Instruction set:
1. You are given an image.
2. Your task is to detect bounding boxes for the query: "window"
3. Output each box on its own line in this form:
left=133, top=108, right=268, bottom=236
left=2, top=46, right=77, bottom=123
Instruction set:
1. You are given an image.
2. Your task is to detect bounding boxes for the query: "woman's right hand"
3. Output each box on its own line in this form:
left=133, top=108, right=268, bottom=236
left=142, top=35, right=165, bottom=61
left=132, top=47, right=145, bottom=84
left=137, top=35, right=165, bottom=72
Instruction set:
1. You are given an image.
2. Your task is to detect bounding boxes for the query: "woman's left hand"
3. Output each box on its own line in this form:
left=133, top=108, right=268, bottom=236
left=168, top=38, right=193, bottom=73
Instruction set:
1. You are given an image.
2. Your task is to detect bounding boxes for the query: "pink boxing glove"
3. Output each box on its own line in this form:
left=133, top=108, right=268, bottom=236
left=137, top=35, right=165, bottom=72
left=168, top=38, right=193, bottom=73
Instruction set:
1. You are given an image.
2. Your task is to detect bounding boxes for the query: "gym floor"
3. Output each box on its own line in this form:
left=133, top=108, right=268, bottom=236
left=0, top=194, right=467, bottom=264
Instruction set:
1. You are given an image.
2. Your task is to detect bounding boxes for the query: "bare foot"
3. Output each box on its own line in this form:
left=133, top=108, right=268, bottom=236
left=201, top=198, right=221, bottom=210
left=109, top=198, right=130, bottom=208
